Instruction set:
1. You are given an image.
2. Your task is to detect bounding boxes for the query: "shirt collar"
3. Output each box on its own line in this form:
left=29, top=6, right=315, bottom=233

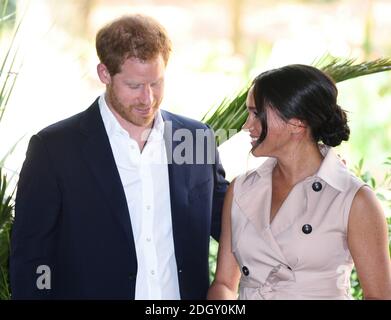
left=98, top=93, right=165, bottom=141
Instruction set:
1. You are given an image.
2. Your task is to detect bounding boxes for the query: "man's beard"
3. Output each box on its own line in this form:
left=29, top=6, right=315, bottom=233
left=107, top=86, right=159, bottom=127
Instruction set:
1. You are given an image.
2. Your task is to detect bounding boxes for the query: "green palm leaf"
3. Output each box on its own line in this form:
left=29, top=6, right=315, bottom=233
left=204, top=57, right=391, bottom=145
left=0, top=3, right=24, bottom=123
left=0, top=169, right=14, bottom=300
left=315, top=56, right=391, bottom=83
left=0, top=0, right=25, bottom=300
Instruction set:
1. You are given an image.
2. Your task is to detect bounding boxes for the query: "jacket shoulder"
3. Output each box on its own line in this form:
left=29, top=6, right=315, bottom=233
left=28, top=100, right=100, bottom=159
left=161, top=110, right=209, bottom=130
left=36, top=99, right=99, bottom=140
left=38, top=111, right=83, bottom=137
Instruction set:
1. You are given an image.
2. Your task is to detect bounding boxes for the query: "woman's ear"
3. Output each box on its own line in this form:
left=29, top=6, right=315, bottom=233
left=97, top=63, right=111, bottom=85
left=287, top=118, right=307, bottom=134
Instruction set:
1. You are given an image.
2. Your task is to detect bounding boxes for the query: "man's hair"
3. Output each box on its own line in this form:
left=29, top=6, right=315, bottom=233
left=96, top=14, right=172, bottom=75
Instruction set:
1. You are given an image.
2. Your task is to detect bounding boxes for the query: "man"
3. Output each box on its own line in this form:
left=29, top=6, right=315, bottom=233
left=10, top=14, right=228, bottom=299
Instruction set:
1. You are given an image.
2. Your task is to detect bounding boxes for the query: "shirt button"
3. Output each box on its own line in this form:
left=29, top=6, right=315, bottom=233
left=146, top=205, right=151, bottom=210
left=146, top=237, right=151, bottom=242
left=150, top=270, right=155, bottom=275
left=312, top=181, right=322, bottom=192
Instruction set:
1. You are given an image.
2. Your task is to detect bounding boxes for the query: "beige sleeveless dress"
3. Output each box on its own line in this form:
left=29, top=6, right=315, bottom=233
left=231, top=146, right=364, bottom=299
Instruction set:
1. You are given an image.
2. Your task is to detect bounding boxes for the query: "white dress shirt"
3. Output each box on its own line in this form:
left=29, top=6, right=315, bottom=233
left=99, top=94, right=180, bottom=299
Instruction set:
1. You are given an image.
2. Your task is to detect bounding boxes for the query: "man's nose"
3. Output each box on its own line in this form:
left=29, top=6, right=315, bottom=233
left=140, top=85, right=153, bottom=105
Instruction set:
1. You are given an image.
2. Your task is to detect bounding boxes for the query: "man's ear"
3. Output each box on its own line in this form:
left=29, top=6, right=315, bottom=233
left=97, top=63, right=111, bottom=85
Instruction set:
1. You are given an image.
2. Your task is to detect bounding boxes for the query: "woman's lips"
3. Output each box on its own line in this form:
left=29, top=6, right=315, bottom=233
left=250, top=136, right=258, bottom=146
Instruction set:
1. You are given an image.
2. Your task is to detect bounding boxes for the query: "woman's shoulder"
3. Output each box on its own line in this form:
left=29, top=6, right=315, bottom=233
left=233, top=157, right=275, bottom=193
left=350, top=185, right=384, bottom=218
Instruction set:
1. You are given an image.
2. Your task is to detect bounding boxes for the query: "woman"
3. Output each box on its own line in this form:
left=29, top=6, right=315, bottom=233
left=208, top=64, right=391, bottom=300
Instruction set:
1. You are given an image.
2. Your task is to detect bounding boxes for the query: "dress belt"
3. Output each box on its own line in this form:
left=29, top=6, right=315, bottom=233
left=239, top=264, right=352, bottom=299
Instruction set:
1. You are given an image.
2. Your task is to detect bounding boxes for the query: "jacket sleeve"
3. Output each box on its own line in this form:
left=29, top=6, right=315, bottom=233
left=10, top=134, right=61, bottom=299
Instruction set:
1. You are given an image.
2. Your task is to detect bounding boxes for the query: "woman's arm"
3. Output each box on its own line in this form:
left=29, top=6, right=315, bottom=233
left=348, top=186, right=391, bottom=299
left=207, top=180, right=241, bottom=299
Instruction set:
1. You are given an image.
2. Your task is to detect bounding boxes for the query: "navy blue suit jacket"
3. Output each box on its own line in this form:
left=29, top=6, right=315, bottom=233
left=10, top=98, right=228, bottom=299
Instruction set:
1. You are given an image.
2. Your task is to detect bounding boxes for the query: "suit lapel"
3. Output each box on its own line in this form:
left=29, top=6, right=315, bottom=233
left=79, top=100, right=136, bottom=254
left=161, top=110, right=189, bottom=268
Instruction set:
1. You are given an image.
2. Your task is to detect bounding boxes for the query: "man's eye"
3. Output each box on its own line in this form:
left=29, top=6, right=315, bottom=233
left=129, top=84, right=140, bottom=89
left=151, top=80, right=162, bottom=87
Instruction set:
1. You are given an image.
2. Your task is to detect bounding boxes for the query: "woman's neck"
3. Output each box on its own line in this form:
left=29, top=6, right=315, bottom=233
left=273, top=142, right=324, bottom=186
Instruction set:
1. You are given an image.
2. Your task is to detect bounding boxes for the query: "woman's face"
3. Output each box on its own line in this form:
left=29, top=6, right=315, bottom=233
left=242, top=86, right=292, bottom=158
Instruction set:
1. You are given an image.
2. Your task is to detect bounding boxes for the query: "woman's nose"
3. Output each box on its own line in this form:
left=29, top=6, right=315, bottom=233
left=242, top=115, right=252, bottom=131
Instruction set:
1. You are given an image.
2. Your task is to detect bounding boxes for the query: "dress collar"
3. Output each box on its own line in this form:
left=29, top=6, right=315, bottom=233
left=246, top=145, right=350, bottom=192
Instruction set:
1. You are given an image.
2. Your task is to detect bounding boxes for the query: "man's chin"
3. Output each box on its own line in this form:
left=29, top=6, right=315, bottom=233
left=127, top=115, right=155, bottom=128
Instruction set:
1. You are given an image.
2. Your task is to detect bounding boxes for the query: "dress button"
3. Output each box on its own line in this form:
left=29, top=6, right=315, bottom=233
left=312, top=181, right=322, bottom=192
left=242, top=266, right=249, bottom=276
left=302, top=224, right=312, bottom=234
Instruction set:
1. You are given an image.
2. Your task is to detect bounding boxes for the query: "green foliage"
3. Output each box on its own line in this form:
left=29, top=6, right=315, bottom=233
left=202, top=89, right=248, bottom=146
left=203, top=57, right=391, bottom=145
left=0, top=0, right=22, bottom=300
left=314, top=56, right=391, bottom=83
left=0, top=0, right=16, bottom=29
left=0, top=0, right=22, bottom=124
left=209, top=237, right=218, bottom=284
left=0, top=169, right=13, bottom=300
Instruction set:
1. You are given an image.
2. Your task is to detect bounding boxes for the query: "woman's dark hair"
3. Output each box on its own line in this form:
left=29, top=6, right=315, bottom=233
left=252, top=64, right=350, bottom=147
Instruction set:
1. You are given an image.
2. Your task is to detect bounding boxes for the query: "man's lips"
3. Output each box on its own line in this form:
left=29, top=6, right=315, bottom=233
left=134, top=107, right=152, bottom=116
